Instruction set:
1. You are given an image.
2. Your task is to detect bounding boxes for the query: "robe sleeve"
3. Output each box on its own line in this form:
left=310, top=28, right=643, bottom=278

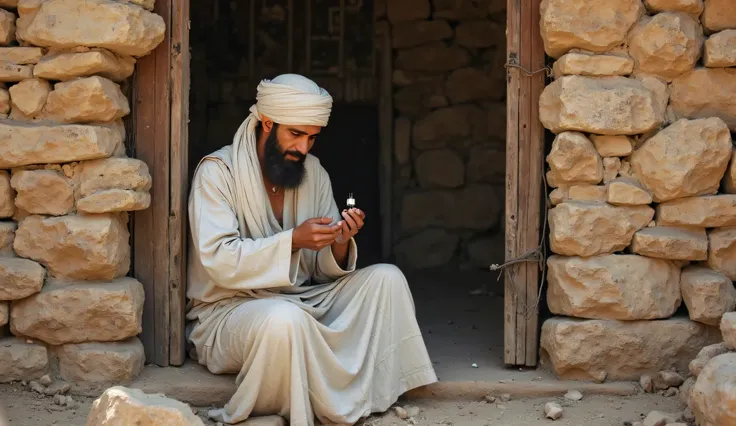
left=311, top=163, right=358, bottom=284
left=189, top=159, right=301, bottom=290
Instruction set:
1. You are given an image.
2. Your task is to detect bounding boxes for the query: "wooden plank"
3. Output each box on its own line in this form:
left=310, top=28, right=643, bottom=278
left=376, top=20, right=393, bottom=261
left=169, top=0, right=191, bottom=366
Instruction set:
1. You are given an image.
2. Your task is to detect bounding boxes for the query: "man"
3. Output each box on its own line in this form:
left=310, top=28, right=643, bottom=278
left=186, top=74, right=437, bottom=425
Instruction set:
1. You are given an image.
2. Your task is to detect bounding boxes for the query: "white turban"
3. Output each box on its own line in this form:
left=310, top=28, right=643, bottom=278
left=249, top=74, right=333, bottom=127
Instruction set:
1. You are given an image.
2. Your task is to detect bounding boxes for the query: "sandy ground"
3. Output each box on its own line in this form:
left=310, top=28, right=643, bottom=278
left=0, top=383, right=686, bottom=426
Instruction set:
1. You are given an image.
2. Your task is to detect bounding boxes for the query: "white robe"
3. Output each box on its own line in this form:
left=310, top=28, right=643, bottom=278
left=185, top=144, right=437, bottom=425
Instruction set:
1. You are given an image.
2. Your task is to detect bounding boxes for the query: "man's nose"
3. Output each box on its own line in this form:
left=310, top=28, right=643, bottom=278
left=295, top=138, right=309, bottom=155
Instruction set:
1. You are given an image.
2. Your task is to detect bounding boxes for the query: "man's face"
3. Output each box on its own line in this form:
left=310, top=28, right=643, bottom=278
left=263, top=123, right=321, bottom=188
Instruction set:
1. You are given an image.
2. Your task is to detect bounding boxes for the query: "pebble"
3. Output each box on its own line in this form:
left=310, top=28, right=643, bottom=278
left=39, top=375, right=53, bottom=387
left=653, top=371, right=685, bottom=390
left=65, top=396, right=76, bottom=408
left=404, top=405, right=420, bottom=418
left=497, top=404, right=507, bottom=410
left=394, top=406, right=408, bottom=420
left=663, top=387, right=678, bottom=397
left=484, top=395, right=496, bottom=403
left=471, top=363, right=478, bottom=368
left=29, top=381, right=45, bottom=394
left=43, top=381, right=71, bottom=396
left=500, top=393, right=511, bottom=402
left=640, top=375, right=653, bottom=393
left=544, top=402, right=563, bottom=420
left=564, top=390, right=583, bottom=401
left=53, top=394, right=65, bottom=406
left=643, top=411, right=679, bottom=426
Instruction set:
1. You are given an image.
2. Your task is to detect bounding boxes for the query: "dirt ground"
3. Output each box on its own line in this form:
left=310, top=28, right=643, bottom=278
left=0, top=383, right=686, bottom=426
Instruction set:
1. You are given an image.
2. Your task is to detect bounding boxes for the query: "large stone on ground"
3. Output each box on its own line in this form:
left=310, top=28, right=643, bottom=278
left=546, top=132, right=603, bottom=185
left=57, top=338, right=145, bottom=384
left=552, top=53, right=634, bottom=78
left=722, top=312, right=736, bottom=350
left=44, top=76, right=129, bottom=123
left=0, top=337, right=48, bottom=382
left=415, top=149, right=464, bottom=188
left=630, top=118, right=732, bottom=202
left=0, top=257, right=45, bottom=300
left=391, top=21, right=453, bottom=49
left=644, top=0, right=703, bottom=14
left=631, top=227, right=707, bottom=260
left=14, top=213, right=129, bottom=280
left=9, top=78, right=52, bottom=116
left=701, top=0, right=736, bottom=33
left=17, top=0, right=166, bottom=57
left=34, top=48, right=136, bottom=82
left=0, top=63, right=33, bottom=82
left=708, top=227, right=736, bottom=280
left=540, top=0, right=645, bottom=58
left=0, top=170, right=13, bottom=218
left=547, top=254, right=681, bottom=320
left=656, top=195, right=736, bottom=227
left=401, top=185, right=502, bottom=232
left=394, top=229, right=459, bottom=270
left=85, top=386, right=204, bottom=426
left=690, top=353, right=736, bottom=426
left=386, top=0, right=429, bottom=23
left=549, top=185, right=607, bottom=205
left=540, top=316, right=722, bottom=382
left=549, top=201, right=654, bottom=256
left=10, top=169, right=74, bottom=216
left=690, top=342, right=730, bottom=377
left=539, top=75, right=667, bottom=135
left=395, top=43, right=470, bottom=72
left=628, top=12, right=704, bottom=80
left=0, top=221, right=15, bottom=256
left=705, top=30, right=736, bottom=67
left=11, top=278, right=144, bottom=345
left=0, top=47, right=44, bottom=65
left=0, top=121, right=122, bottom=168
left=607, top=177, right=652, bottom=206
left=680, top=266, right=736, bottom=326
left=670, top=68, right=736, bottom=130
left=0, top=9, right=15, bottom=46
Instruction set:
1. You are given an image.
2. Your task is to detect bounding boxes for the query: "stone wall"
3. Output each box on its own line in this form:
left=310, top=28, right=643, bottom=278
left=384, top=0, right=508, bottom=270
left=538, top=0, right=736, bottom=381
left=0, top=0, right=164, bottom=390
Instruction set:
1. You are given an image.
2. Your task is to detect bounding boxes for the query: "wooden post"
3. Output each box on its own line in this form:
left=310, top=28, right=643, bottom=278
left=504, top=0, right=546, bottom=367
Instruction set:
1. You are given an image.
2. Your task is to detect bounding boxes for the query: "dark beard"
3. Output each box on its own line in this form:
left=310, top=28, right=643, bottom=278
left=263, top=125, right=307, bottom=189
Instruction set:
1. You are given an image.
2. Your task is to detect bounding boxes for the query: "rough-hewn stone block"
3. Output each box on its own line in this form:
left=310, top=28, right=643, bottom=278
left=14, top=214, right=130, bottom=280
left=539, top=75, right=667, bottom=135
left=644, top=0, right=703, bottom=15
left=0, top=221, right=14, bottom=256
left=0, top=302, right=7, bottom=326
left=0, top=9, right=15, bottom=46
left=85, top=386, right=205, bottom=426
left=412, top=105, right=484, bottom=149
left=540, top=0, right=645, bottom=58
left=547, top=254, right=682, bottom=320
left=445, top=67, right=500, bottom=104
left=34, top=48, right=135, bottom=82
left=77, top=157, right=151, bottom=198
left=540, top=316, right=722, bottom=382
left=0, top=47, right=44, bottom=65
left=456, top=21, right=503, bottom=48
left=17, top=0, right=166, bottom=57
left=630, top=118, right=732, bottom=202
left=631, top=227, right=707, bottom=261
left=701, top=0, right=736, bottom=33
left=391, top=21, right=452, bottom=49
left=415, top=150, right=464, bottom=189
left=0, top=337, right=48, bottom=383
left=656, top=195, right=736, bottom=227
left=0, top=0, right=17, bottom=8
left=603, top=157, right=621, bottom=184
left=0, top=87, right=9, bottom=115
left=386, top=0, right=429, bottom=23
left=394, top=229, right=459, bottom=269
left=77, top=189, right=150, bottom=213
left=552, top=53, right=634, bottom=78
left=0, top=257, right=45, bottom=301
left=394, top=78, right=447, bottom=118
left=707, top=227, right=736, bottom=280
left=9, top=78, right=51, bottom=116
left=394, top=117, right=411, bottom=165
left=0, top=121, right=122, bottom=168
left=401, top=185, right=501, bottom=232
left=670, top=68, right=736, bottom=130
left=395, top=43, right=470, bottom=72
left=690, top=343, right=730, bottom=377
left=607, top=177, right=652, bottom=206
left=467, top=145, right=505, bottom=183
left=705, top=30, right=736, bottom=67
left=681, top=266, right=736, bottom=326
left=549, top=201, right=654, bottom=256
left=0, top=62, right=34, bottom=82
left=57, top=338, right=145, bottom=384
left=690, top=353, right=736, bottom=426
left=44, top=76, right=129, bottom=123
left=722, top=312, right=736, bottom=350
left=546, top=132, right=603, bottom=185
left=11, top=169, right=74, bottom=216
left=0, top=170, right=13, bottom=218
left=549, top=185, right=607, bottom=205
left=10, top=278, right=144, bottom=345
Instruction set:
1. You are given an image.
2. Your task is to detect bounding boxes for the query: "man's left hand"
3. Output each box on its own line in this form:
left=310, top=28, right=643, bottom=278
left=335, top=208, right=364, bottom=245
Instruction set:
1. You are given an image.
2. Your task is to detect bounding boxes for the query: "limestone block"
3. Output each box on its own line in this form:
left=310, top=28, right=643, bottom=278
left=0, top=302, right=6, bottom=326
left=14, top=213, right=129, bottom=280
left=690, top=353, right=736, bottom=425
left=395, top=43, right=471, bottom=72
left=0, top=9, right=15, bottom=46
left=549, top=185, right=607, bottom=205
left=9, top=78, right=51, bottom=116
left=540, top=0, right=645, bottom=58
left=0, top=0, right=17, bottom=7
left=631, top=227, right=707, bottom=261
left=44, top=76, right=129, bottom=123
left=670, top=68, right=736, bottom=130
left=11, top=278, right=144, bottom=345
left=0, top=170, right=13, bottom=218
left=445, top=68, right=499, bottom=104
left=17, top=0, right=166, bottom=57
left=386, top=0, right=429, bottom=23
left=85, top=386, right=205, bottom=426
left=413, top=105, right=484, bottom=149
left=552, top=53, right=634, bottom=79
left=681, top=266, right=736, bottom=326
left=467, top=146, right=505, bottom=183
left=78, top=158, right=151, bottom=200
left=702, top=0, right=736, bottom=33
left=656, top=195, right=736, bottom=227
left=0, top=121, right=122, bottom=168
left=546, top=132, right=603, bottom=185
left=0, top=87, right=8, bottom=114
left=77, top=189, right=150, bottom=213
left=0, top=62, right=34, bottom=82
left=57, top=338, right=145, bottom=384
left=540, top=317, right=721, bottom=382
left=0, top=257, right=45, bottom=301
left=391, top=21, right=452, bottom=49
left=690, top=343, right=730, bottom=377
left=456, top=21, right=503, bottom=48
left=415, top=150, right=464, bottom=189
left=0, top=47, right=44, bottom=65
left=603, top=157, right=620, bottom=184
left=708, top=227, right=736, bottom=280
left=34, top=48, right=135, bottom=82
left=394, top=229, right=459, bottom=269
left=628, top=13, right=704, bottom=81
left=0, top=337, right=48, bottom=383
left=607, top=177, right=652, bottom=206
left=401, top=185, right=501, bottom=232
left=549, top=201, right=654, bottom=256
left=705, top=30, right=736, bottom=67
left=547, top=254, right=682, bottom=320
left=0, top=221, right=15, bottom=256
left=394, top=78, right=447, bottom=118
left=644, top=0, right=703, bottom=14
left=722, top=312, right=736, bottom=350
left=118, top=0, right=153, bottom=10
left=433, top=0, right=498, bottom=19
left=539, top=76, right=667, bottom=135
left=10, top=169, right=74, bottom=216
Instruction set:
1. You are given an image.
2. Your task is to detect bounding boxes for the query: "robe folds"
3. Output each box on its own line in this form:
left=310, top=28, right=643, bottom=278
left=185, top=143, right=437, bottom=425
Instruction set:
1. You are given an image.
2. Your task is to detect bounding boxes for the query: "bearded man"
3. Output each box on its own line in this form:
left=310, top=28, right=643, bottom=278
left=186, top=74, right=437, bottom=425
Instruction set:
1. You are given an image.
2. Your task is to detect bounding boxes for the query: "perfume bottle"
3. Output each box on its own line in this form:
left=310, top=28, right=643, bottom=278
left=346, top=193, right=356, bottom=210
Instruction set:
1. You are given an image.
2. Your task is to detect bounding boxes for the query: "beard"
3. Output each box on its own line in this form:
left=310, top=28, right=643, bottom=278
left=262, top=125, right=307, bottom=189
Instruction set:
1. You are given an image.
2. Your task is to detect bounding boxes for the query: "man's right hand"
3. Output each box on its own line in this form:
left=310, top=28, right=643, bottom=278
left=292, top=217, right=342, bottom=252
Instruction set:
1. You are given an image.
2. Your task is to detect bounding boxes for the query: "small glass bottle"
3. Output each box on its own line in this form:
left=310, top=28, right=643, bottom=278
left=346, top=193, right=356, bottom=210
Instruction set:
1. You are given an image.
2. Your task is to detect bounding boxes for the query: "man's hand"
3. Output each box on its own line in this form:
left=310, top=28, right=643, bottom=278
left=292, top=217, right=341, bottom=252
left=335, top=208, right=365, bottom=245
